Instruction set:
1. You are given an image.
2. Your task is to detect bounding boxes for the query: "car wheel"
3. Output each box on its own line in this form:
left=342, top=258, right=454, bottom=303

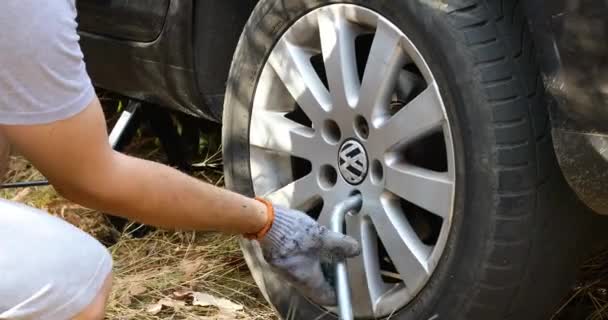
left=223, top=0, right=583, bottom=319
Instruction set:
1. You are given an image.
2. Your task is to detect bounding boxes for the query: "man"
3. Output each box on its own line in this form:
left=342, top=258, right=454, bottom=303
left=0, top=1, right=360, bottom=319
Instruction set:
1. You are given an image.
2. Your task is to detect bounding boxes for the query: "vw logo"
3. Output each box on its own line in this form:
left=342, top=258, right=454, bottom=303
left=338, top=139, right=368, bottom=185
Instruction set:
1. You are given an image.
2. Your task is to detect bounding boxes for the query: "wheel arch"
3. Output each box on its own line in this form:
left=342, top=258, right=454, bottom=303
left=522, top=0, right=608, bottom=215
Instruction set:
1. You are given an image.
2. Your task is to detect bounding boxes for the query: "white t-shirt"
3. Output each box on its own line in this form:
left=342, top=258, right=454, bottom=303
left=0, top=0, right=95, bottom=125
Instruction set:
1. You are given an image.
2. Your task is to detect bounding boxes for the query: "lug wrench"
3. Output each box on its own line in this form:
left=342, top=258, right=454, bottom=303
left=330, top=194, right=362, bottom=320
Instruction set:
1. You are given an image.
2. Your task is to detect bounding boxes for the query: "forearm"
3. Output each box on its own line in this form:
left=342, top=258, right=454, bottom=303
left=61, top=151, right=268, bottom=234
left=1, top=98, right=267, bottom=235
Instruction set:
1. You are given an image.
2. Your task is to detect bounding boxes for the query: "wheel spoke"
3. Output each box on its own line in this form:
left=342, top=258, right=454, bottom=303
left=384, top=163, right=454, bottom=219
left=318, top=8, right=360, bottom=109
left=269, top=39, right=331, bottom=126
left=344, top=211, right=389, bottom=317
left=357, top=18, right=406, bottom=123
left=375, top=82, right=446, bottom=150
left=373, top=194, right=431, bottom=294
left=263, top=174, right=320, bottom=210
left=250, top=111, right=317, bottom=158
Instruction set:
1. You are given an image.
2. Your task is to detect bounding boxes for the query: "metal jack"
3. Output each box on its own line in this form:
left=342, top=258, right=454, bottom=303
left=330, top=194, right=362, bottom=320
left=108, top=100, right=140, bottom=148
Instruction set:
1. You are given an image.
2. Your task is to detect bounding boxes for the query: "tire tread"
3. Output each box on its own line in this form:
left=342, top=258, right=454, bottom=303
left=446, top=0, right=551, bottom=317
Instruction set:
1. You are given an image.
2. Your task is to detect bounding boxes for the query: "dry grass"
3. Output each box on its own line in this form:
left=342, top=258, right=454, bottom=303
left=552, top=250, right=608, bottom=320
left=106, top=231, right=277, bottom=319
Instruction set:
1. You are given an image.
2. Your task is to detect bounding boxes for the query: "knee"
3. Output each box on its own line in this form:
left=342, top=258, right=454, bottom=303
left=72, top=272, right=113, bottom=320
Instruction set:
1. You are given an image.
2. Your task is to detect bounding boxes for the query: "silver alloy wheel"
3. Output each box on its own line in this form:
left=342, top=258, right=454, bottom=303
left=249, top=4, right=456, bottom=318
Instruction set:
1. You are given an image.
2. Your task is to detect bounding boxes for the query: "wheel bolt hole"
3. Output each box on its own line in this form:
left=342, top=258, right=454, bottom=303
left=322, top=120, right=341, bottom=144
left=371, top=159, right=384, bottom=184
left=319, top=165, right=338, bottom=189
left=354, top=115, right=369, bottom=140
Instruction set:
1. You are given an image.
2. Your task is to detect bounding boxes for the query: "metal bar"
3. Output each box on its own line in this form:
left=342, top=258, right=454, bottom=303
left=1, top=100, right=141, bottom=189
left=330, top=194, right=362, bottom=320
left=109, top=101, right=140, bottom=148
left=0, top=180, right=52, bottom=189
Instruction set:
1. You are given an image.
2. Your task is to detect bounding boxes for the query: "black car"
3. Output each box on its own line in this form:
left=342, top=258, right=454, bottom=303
left=76, top=0, right=608, bottom=319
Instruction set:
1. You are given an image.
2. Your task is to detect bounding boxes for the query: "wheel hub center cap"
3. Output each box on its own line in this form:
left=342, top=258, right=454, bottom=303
left=338, top=139, right=368, bottom=185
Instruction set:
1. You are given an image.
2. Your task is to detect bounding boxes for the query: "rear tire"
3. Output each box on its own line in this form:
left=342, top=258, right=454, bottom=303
left=223, top=0, right=588, bottom=319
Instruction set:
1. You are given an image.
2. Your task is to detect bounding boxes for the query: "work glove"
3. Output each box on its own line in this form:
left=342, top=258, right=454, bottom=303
left=256, top=203, right=361, bottom=306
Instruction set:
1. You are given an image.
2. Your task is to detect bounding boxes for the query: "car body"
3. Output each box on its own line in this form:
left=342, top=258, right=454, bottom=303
left=78, top=0, right=255, bottom=121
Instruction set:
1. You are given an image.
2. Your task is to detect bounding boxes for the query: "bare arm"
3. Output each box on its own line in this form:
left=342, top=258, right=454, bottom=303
left=0, top=97, right=267, bottom=234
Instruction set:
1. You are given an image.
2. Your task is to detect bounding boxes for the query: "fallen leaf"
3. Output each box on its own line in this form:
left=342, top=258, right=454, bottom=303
left=146, top=297, right=186, bottom=315
left=193, top=292, right=218, bottom=307
left=172, top=289, right=193, bottom=300
left=216, top=298, right=243, bottom=312
left=146, top=302, right=163, bottom=315
left=180, top=259, right=203, bottom=279
left=118, top=294, right=132, bottom=306
left=192, top=292, right=243, bottom=312
left=129, top=284, right=147, bottom=296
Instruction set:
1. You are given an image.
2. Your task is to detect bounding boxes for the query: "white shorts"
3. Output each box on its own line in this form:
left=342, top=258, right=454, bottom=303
left=0, top=199, right=112, bottom=319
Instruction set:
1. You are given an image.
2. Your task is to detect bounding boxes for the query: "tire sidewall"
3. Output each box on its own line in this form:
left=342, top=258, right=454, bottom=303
left=224, top=1, right=507, bottom=319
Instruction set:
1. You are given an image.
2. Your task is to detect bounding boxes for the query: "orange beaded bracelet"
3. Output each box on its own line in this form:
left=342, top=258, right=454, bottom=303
left=244, top=197, right=275, bottom=240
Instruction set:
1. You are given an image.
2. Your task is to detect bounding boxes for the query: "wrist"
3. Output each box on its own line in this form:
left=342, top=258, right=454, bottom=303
left=244, top=197, right=275, bottom=240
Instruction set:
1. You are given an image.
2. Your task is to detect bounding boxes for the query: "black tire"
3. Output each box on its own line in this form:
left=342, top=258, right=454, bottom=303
left=223, top=0, right=588, bottom=319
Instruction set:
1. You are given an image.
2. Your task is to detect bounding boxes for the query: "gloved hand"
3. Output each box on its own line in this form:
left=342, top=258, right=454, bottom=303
left=257, top=204, right=361, bottom=306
